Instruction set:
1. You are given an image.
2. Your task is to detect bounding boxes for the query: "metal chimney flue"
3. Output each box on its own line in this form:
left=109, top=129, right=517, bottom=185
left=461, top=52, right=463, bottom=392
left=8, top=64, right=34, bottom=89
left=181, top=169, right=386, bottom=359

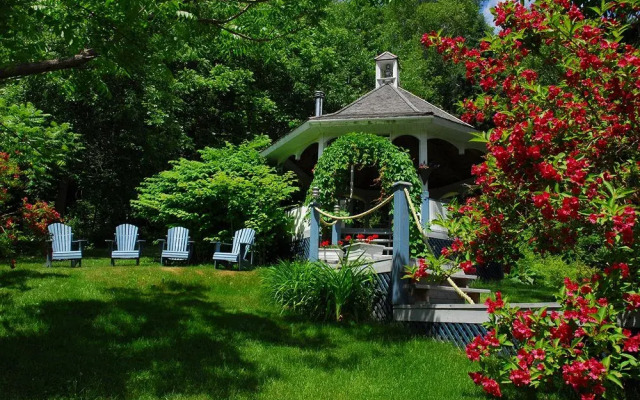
left=314, top=91, right=325, bottom=117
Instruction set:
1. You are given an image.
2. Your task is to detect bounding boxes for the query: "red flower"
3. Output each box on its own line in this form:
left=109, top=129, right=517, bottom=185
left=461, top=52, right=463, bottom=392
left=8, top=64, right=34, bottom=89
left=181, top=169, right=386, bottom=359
left=481, top=377, right=502, bottom=397
left=460, top=260, right=476, bottom=275
left=485, top=291, right=504, bottom=314
left=320, top=240, right=330, bottom=248
left=509, top=368, right=531, bottom=387
left=344, top=235, right=352, bottom=242
left=623, top=293, right=640, bottom=310
left=623, top=334, right=640, bottom=352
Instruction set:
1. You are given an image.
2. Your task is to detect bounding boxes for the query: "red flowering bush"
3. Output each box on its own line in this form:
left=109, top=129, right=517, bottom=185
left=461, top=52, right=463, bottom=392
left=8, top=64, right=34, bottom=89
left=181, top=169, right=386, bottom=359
left=468, top=276, right=637, bottom=399
left=408, top=0, right=640, bottom=397
left=0, top=152, right=60, bottom=267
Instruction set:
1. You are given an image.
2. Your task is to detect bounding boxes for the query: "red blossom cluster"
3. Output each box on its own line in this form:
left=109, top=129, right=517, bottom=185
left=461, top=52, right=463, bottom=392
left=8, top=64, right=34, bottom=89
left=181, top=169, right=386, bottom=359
left=469, top=372, right=502, bottom=397
left=466, top=329, right=500, bottom=362
left=414, top=1, right=640, bottom=396
left=485, top=291, right=504, bottom=314
left=562, top=359, right=607, bottom=399
left=0, top=152, right=61, bottom=266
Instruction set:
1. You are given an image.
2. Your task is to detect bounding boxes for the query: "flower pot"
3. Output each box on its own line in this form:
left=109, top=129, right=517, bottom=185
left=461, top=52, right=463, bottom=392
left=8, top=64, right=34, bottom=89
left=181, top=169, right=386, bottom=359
left=319, top=248, right=344, bottom=263
left=345, top=242, right=385, bottom=259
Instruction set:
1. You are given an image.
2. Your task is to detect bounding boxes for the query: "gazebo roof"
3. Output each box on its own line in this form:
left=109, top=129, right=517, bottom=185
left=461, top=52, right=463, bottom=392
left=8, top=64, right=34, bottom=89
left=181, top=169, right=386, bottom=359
left=310, top=84, right=471, bottom=127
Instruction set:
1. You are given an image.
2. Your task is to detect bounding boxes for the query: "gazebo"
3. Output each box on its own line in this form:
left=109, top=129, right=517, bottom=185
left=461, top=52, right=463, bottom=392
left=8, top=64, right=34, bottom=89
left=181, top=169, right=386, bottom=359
left=262, top=52, right=485, bottom=240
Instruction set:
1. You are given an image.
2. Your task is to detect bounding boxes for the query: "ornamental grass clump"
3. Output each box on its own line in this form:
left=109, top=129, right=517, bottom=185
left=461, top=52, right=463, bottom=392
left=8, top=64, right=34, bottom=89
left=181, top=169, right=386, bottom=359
left=406, top=0, right=640, bottom=398
left=262, top=256, right=377, bottom=322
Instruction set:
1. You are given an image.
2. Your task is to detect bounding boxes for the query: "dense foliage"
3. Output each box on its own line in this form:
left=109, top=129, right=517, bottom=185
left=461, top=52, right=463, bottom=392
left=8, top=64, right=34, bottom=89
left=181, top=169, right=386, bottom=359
left=262, top=258, right=377, bottom=322
left=410, top=0, right=640, bottom=398
left=0, top=100, right=78, bottom=265
left=0, top=153, right=61, bottom=267
left=132, top=136, right=297, bottom=260
left=309, top=133, right=422, bottom=207
left=0, top=0, right=489, bottom=241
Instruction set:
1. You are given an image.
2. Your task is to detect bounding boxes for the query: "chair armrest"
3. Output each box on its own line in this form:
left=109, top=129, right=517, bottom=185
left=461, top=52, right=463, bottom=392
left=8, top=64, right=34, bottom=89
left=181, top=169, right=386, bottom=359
left=134, top=240, right=145, bottom=252
left=73, top=240, right=88, bottom=251
left=214, top=242, right=233, bottom=253
left=157, top=239, right=166, bottom=252
left=105, top=239, right=115, bottom=251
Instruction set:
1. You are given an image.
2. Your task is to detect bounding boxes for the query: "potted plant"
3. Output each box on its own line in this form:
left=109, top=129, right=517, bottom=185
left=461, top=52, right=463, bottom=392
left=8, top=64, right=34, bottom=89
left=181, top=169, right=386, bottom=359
left=319, top=240, right=344, bottom=263
left=343, top=234, right=386, bottom=259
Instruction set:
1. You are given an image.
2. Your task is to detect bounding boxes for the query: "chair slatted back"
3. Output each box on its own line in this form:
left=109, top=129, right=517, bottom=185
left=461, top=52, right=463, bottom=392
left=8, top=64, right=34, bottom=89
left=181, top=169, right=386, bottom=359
left=167, top=227, right=189, bottom=252
left=48, top=223, right=73, bottom=252
left=231, top=228, right=256, bottom=257
left=115, top=224, right=138, bottom=251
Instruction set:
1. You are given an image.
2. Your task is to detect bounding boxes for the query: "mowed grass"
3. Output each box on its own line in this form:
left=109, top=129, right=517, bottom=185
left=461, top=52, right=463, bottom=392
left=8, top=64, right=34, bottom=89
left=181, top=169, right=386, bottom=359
left=472, top=279, right=560, bottom=303
left=0, top=256, right=484, bottom=400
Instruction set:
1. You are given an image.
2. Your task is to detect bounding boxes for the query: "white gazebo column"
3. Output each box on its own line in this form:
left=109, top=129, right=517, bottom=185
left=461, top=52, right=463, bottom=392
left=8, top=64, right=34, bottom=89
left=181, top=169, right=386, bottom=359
left=419, top=137, right=430, bottom=229
left=317, top=137, right=325, bottom=159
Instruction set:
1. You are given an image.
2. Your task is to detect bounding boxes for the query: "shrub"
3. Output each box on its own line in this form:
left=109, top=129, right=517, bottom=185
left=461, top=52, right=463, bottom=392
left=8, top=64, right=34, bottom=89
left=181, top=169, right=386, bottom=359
left=132, top=136, right=298, bottom=261
left=262, top=257, right=377, bottom=322
left=511, top=251, right=595, bottom=288
left=411, top=0, right=640, bottom=397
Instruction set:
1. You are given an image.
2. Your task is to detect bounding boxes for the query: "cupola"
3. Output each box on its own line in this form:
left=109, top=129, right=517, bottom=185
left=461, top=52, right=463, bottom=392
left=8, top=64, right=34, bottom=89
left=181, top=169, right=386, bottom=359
left=375, top=52, right=399, bottom=88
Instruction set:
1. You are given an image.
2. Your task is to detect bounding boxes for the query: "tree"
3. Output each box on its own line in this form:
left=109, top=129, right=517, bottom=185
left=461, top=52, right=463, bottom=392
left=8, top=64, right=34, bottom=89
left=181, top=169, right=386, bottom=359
left=0, top=0, right=326, bottom=79
left=414, top=0, right=640, bottom=398
left=132, top=136, right=298, bottom=261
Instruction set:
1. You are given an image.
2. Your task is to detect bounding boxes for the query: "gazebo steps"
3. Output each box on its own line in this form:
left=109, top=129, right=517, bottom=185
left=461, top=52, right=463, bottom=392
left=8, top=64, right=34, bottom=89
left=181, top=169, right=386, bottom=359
left=410, top=284, right=491, bottom=304
left=393, top=302, right=561, bottom=323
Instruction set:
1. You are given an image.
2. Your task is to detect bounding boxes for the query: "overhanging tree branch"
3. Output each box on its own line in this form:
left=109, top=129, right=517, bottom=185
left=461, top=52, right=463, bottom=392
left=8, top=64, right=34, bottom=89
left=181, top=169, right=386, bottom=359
left=0, top=48, right=98, bottom=80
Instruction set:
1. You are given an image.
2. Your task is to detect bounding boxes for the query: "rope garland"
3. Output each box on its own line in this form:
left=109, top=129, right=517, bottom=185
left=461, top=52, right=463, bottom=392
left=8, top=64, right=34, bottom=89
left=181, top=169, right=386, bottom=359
left=403, top=188, right=475, bottom=305
left=320, top=217, right=338, bottom=227
left=313, top=194, right=393, bottom=221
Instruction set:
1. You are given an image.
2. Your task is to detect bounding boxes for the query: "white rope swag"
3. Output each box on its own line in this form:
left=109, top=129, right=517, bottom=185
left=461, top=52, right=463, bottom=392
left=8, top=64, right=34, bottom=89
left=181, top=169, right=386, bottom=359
left=313, top=189, right=474, bottom=304
left=403, top=187, right=475, bottom=304
left=313, top=194, right=394, bottom=221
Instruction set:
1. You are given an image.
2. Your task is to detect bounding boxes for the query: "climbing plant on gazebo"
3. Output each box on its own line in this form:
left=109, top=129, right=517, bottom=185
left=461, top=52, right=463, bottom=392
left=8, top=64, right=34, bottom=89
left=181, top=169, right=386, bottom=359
left=308, top=133, right=426, bottom=254
left=308, top=132, right=422, bottom=208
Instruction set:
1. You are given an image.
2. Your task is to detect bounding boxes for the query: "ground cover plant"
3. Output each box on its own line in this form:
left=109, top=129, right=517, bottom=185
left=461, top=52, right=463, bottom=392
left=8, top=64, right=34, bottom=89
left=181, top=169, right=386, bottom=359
left=0, top=258, right=484, bottom=400
left=407, top=0, right=640, bottom=398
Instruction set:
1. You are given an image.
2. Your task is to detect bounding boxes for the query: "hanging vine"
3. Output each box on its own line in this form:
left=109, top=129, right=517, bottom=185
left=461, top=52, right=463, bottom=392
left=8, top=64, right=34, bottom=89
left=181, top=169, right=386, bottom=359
left=308, top=132, right=426, bottom=254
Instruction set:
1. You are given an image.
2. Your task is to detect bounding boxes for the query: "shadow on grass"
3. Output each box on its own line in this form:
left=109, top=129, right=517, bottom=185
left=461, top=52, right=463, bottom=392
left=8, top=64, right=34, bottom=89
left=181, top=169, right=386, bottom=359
left=0, top=269, right=68, bottom=292
left=0, top=281, right=304, bottom=399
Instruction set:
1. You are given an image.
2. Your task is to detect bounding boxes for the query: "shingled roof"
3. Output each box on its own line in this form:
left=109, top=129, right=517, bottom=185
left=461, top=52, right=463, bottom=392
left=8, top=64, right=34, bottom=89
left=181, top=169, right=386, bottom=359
left=310, top=83, right=471, bottom=128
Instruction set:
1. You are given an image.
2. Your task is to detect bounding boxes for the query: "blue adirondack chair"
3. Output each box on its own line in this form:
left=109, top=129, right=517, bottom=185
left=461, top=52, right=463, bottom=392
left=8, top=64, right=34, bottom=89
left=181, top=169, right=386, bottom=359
left=46, top=223, right=86, bottom=267
left=106, top=224, right=145, bottom=266
left=158, top=227, right=193, bottom=265
left=213, top=228, right=256, bottom=270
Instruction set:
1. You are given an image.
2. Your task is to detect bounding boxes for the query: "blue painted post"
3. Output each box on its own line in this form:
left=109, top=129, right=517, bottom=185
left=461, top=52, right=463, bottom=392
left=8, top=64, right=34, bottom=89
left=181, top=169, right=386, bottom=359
left=392, top=181, right=412, bottom=305
left=309, top=187, right=320, bottom=262
left=331, top=204, right=341, bottom=245
left=421, top=187, right=430, bottom=230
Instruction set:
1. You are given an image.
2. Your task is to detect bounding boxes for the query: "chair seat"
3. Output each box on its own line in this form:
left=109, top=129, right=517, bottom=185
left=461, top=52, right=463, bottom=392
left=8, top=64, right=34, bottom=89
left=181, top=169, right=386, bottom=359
left=212, top=252, right=240, bottom=262
left=112, top=250, right=140, bottom=259
left=52, top=251, right=82, bottom=260
left=162, top=250, right=189, bottom=260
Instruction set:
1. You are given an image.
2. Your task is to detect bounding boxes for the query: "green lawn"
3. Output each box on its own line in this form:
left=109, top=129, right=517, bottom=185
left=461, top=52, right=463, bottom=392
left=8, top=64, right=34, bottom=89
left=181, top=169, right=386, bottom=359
left=0, top=256, right=484, bottom=400
left=473, top=279, right=560, bottom=304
